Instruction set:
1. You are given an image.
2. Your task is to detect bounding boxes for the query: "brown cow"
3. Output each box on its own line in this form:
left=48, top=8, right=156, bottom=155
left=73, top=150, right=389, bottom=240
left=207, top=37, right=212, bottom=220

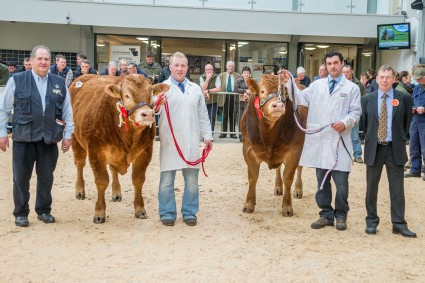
left=241, top=75, right=308, bottom=216
left=69, top=74, right=169, bottom=223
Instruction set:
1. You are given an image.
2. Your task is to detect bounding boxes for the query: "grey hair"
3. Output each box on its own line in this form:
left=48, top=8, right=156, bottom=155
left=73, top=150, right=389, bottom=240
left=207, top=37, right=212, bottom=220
left=107, top=61, right=118, bottom=68
left=226, top=60, right=235, bottom=66
left=378, top=64, right=395, bottom=76
left=30, top=45, right=51, bottom=59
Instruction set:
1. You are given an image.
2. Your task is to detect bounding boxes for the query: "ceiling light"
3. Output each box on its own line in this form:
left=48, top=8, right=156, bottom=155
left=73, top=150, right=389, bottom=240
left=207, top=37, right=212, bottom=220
left=278, top=51, right=287, bottom=54
left=305, top=47, right=316, bottom=51
left=317, top=45, right=330, bottom=48
left=136, top=37, right=149, bottom=41
left=362, top=52, right=373, bottom=56
left=96, top=43, right=105, bottom=47
left=238, top=41, right=248, bottom=47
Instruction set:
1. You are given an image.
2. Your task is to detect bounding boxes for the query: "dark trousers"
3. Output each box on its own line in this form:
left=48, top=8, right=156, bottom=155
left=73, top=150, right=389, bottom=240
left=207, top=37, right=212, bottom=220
left=206, top=102, right=218, bottom=132
left=222, top=94, right=235, bottom=133
left=365, top=144, right=406, bottom=228
left=315, top=168, right=350, bottom=221
left=408, top=120, right=425, bottom=173
left=13, top=141, right=59, bottom=217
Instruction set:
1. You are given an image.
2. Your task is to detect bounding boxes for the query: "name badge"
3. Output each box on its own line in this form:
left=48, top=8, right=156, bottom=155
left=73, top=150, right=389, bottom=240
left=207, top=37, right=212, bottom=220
left=53, top=89, right=63, bottom=96
left=340, top=93, right=348, bottom=98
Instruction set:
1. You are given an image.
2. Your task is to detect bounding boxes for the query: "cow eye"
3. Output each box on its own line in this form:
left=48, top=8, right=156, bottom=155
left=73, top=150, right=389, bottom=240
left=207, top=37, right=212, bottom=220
left=125, top=95, right=130, bottom=99
left=261, top=90, right=264, bottom=94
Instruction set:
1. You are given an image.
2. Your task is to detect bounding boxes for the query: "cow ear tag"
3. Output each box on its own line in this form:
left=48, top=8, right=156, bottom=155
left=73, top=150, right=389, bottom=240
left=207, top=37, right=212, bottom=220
left=254, top=97, right=262, bottom=119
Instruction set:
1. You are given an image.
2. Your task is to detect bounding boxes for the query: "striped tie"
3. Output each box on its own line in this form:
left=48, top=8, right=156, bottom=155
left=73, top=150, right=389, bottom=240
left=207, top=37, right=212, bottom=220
left=377, top=93, right=388, bottom=142
left=178, top=82, right=185, bottom=93
left=329, top=79, right=337, bottom=94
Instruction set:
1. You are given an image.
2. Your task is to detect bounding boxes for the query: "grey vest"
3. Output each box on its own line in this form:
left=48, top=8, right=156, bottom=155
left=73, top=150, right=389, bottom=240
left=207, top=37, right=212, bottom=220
left=12, top=71, right=66, bottom=144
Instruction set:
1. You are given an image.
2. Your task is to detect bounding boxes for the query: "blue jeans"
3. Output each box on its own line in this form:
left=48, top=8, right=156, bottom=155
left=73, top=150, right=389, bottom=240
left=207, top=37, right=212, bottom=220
left=351, top=123, right=362, bottom=159
left=206, top=102, right=218, bottom=132
left=409, top=119, right=425, bottom=173
left=158, top=168, right=199, bottom=221
left=315, top=169, right=350, bottom=221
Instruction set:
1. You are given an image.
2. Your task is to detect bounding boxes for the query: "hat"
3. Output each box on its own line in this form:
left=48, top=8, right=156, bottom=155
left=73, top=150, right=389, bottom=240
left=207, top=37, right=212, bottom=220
left=413, top=66, right=425, bottom=80
left=146, top=51, right=155, bottom=58
left=297, top=66, right=306, bottom=74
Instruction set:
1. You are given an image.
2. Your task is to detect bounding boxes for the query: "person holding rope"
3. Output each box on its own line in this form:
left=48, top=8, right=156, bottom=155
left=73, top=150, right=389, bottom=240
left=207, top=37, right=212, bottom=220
left=155, top=52, right=213, bottom=227
left=361, top=64, right=416, bottom=238
left=281, top=51, right=361, bottom=231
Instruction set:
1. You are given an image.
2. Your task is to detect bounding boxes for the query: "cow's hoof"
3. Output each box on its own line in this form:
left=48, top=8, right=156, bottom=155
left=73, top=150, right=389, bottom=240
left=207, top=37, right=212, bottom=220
left=274, top=188, right=283, bottom=196
left=93, top=216, right=106, bottom=224
left=293, top=191, right=303, bottom=199
left=243, top=206, right=255, bottom=213
left=282, top=209, right=294, bottom=217
left=134, top=211, right=147, bottom=219
left=112, top=194, right=122, bottom=202
left=75, top=192, right=85, bottom=200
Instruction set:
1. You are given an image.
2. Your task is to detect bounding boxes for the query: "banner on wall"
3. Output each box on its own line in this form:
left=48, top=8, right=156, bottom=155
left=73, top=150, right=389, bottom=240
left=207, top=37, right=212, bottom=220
left=111, top=45, right=141, bottom=64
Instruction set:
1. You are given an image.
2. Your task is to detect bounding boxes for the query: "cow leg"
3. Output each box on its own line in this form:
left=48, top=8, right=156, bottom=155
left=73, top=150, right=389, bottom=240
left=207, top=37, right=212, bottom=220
left=89, top=156, right=109, bottom=224
left=72, top=135, right=87, bottom=200
left=109, top=165, right=122, bottom=202
left=243, top=162, right=261, bottom=213
left=281, top=163, right=298, bottom=217
left=131, top=154, right=151, bottom=219
left=293, top=166, right=303, bottom=199
left=274, top=165, right=283, bottom=196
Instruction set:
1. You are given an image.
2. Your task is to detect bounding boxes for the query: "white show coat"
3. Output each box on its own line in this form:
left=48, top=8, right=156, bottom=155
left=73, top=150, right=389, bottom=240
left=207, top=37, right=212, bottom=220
left=296, top=76, right=361, bottom=172
left=158, top=78, right=213, bottom=172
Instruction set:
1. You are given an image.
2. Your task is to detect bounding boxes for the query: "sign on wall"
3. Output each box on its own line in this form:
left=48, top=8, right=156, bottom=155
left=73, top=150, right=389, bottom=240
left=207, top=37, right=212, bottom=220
left=111, top=45, right=141, bottom=63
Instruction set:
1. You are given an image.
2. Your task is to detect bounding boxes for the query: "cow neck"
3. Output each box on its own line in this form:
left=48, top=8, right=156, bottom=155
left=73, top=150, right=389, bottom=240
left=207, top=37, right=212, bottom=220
left=258, top=118, right=281, bottom=146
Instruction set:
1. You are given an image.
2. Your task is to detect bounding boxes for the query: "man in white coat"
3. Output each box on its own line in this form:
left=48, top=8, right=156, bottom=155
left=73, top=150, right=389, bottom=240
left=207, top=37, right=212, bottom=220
left=155, top=52, right=213, bottom=227
left=295, top=51, right=361, bottom=231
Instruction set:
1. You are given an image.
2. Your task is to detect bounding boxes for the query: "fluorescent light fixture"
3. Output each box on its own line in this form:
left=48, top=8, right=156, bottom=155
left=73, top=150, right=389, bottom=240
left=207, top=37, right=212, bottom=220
left=317, top=45, right=330, bottom=48
left=278, top=51, right=287, bottom=54
left=96, top=43, right=105, bottom=47
left=362, top=52, right=373, bottom=56
left=136, top=37, right=149, bottom=41
left=238, top=41, right=248, bottom=47
left=305, top=47, right=316, bottom=50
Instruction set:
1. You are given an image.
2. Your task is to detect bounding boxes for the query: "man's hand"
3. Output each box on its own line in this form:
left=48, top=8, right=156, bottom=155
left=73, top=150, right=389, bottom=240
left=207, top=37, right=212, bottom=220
left=61, top=138, right=71, bottom=153
left=203, top=90, right=210, bottom=100
left=277, top=69, right=290, bottom=84
left=206, top=72, right=213, bottom=80
left=205, top=140, right=213, bottom=151
left=416, top=106, right=425, bottom=115
left=154, top=93, right=167, bottom=112
left=332, top=122, right=346, bottom=133
left=0, top=137, right=9, bottom=152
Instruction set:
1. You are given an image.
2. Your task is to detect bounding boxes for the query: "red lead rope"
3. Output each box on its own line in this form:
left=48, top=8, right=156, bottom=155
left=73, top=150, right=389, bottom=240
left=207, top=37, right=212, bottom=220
left=154, top=94, right=211, bottom=177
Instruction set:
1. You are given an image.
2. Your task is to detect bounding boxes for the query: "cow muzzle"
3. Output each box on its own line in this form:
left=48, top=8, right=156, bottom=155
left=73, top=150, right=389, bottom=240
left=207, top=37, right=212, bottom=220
left=132, top=107, right=155, bottom=127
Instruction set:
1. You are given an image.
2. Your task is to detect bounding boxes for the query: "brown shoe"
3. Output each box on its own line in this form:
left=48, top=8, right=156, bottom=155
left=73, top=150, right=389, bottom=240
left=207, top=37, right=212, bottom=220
left=336, top=218, right=347, bottom=231
left=311, top=217, right=334, bottom=229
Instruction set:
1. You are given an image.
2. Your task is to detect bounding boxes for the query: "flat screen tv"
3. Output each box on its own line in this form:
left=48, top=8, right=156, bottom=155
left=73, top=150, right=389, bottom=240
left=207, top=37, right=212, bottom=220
left=377, top=23, right=411, bottom=50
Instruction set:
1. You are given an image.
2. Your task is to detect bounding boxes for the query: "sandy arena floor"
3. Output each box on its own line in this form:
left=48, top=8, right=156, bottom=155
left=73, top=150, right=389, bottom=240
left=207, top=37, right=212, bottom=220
left=0, top=139, right=424, bottom=282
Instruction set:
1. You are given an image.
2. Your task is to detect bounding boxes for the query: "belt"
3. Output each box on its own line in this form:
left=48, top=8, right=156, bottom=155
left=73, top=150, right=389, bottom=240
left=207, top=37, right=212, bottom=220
left=377, top=141, right=392, bottom=145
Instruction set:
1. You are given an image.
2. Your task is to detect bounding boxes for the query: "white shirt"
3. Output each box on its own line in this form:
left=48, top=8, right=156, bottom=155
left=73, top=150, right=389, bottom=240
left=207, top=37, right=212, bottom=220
left=158, top=78, right=213, bottom=171
left=296, top=76, right=361, bottom=172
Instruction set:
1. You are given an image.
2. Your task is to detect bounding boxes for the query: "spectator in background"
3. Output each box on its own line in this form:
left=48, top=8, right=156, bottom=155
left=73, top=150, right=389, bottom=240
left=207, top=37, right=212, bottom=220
left=366, top=68, right=378, bottom=93
left=218, top=61, right=241, bottom=139
left=127, top=62, right=148, bottom=78
left=79, top=59, right=95, bottom=76
left=295, top=66, right=311, bottom=87
left=234, top=66, right=251, bottom=142
left=7, top=62, right=17, bottom=78
left=138, top=51, right=162, bottom=83
left=200, top=64, right=221, bottom=132
left=0, top=63, right=8, bottom=85
left=99, top=61, right=119, bottom=76
left=395, top=71, right=414, bottom=95
left=360, top=73, right=370, bottom=89
left=73, top=53, right=96, bottom=79
left=313, top=64, right=328, bottom=81
left=343, top=64, right=365, bottom=164
left=404, top=66, right=425, bottom=180
left=19, top=57, right=32, bottom=72
left=49, top=54, right=73, bottom=87
left=118, top=59, right=128, bottom=75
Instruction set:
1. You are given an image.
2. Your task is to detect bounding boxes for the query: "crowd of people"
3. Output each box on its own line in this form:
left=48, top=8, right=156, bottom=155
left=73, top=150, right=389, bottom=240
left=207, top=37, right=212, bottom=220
left=0, top=46, right=424, bottom=237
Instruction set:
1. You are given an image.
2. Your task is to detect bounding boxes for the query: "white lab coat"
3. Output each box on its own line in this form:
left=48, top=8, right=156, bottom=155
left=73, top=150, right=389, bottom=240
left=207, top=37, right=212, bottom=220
left=158, top=78, right=213, bottom=172
left=296, top=76, right=361, bottom=172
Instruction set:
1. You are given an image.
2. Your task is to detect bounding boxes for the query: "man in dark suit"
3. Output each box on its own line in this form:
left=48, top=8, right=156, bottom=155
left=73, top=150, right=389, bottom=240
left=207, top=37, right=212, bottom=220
left=360, top=64, right=416, bottom=238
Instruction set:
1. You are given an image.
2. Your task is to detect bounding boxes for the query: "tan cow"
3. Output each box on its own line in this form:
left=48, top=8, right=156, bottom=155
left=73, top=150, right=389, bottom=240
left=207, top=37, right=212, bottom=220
left=241, top=75, right=308, bottom=216
left=69, top=74, right=169, bottom=223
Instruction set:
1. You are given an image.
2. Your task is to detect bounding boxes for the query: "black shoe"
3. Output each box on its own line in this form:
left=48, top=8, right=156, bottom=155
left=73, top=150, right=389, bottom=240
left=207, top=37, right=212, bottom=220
left=311, top=217, right=334, bottom=229
left=219, top=134, right=226, bottom=138
left=37, top=213, right=56, bottom=223
left=392, top=226, right=417, bottom=238
left=184, top=218, right=197, bottom=226
left=161, top=219, right=175, bottom=226
left=15, top=216, right=29, bottom=227
left=335, top=218, right=347, bottom=231
left=365, top=226, right=377, bottom=235
left=230, top=134, right=237, bottom=139
left=404, top=172, right=420, bottom=178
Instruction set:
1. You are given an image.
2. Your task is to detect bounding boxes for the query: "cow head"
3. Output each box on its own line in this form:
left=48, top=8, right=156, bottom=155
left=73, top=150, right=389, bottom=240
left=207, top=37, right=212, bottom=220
left=105, top=74, right=169, bottom=128
left=247, top=74, right=287, bottom=121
